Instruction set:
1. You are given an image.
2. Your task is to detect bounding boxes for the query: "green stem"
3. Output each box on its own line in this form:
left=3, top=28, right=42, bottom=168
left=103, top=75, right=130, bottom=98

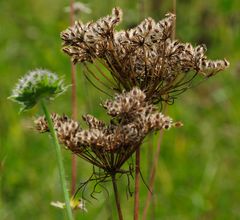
left=40, top=99, right=74, bottom=220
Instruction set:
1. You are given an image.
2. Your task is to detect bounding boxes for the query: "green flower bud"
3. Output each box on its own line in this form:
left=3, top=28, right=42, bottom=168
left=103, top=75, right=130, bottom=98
left=9, top=69, right=68, bottom=112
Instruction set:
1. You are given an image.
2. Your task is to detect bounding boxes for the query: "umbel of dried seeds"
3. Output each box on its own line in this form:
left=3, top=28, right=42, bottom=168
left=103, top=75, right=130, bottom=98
left=61, top=8, right=229, bottom=104
left=35, top=88, right=182, bottom=174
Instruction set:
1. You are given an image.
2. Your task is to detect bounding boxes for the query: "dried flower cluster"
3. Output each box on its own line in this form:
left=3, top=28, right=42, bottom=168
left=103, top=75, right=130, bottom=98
left=9, top=69, right=67, bottom=112
left=35, top=88, right=181, bottom=174
left=61, top=8, right=229, bottom=104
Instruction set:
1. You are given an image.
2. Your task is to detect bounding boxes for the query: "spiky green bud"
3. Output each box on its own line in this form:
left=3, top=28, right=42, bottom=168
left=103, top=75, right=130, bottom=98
left=9, top=69, right=68, bottom=112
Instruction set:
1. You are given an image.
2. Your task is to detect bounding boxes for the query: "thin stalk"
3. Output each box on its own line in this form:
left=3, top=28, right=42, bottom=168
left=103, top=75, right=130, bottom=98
left=112, top=175, right=123, bottom=220
left=171, top=0, right=176, bottom=40
left=134, top=1, right=145, bottom=219
left=142, top=2, right=176, bottom=219
left=142, top=130, right=164, bottom=220
left=83, top=63, right=113, bottom=90
left=40, top=100, right=73, bottom=220
left=134, top=146, right=141, bottom=220
left=70, top=0, right=78, bottom=196
left=71, top=60, right=77, bottom=195
left=147, top=134, right=154, bottom=177
left=71, top=155, right=77, bottom=195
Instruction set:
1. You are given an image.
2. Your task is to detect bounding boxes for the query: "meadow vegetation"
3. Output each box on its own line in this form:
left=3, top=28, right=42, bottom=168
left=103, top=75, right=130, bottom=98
left=1, top=0, right=240, bottom=219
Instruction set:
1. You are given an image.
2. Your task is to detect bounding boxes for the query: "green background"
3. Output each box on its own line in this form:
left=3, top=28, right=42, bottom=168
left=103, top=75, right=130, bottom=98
left=1, top=0, right=239, bottom=219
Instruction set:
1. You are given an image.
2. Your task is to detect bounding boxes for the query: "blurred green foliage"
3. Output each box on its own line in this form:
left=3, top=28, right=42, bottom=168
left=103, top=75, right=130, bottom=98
left=1, top=0, right=239, bottom=219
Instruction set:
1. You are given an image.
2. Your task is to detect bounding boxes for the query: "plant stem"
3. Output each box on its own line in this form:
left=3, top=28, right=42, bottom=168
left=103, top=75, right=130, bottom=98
left=134, top=146, right=140, bottom=220
left=112, top=175, right=123, bottom=220
left=142, top=130, right=164, bottom=220
left=71, top=154, right=77, bottom=195
left=134, top=1, right=145, bottom=218
left=70, top=0, right=78, bottom=196
left=40, top=100, right=73, bottom=220
left=142, top=1, right=176, bottom=219
left=171, top=0, right=176, bottom=39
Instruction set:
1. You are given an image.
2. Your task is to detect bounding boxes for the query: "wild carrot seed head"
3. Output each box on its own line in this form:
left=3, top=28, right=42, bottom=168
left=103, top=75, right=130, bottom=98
left=35, top=88, right=182, bottom=173
left=61, top=8, right=229, bottom=104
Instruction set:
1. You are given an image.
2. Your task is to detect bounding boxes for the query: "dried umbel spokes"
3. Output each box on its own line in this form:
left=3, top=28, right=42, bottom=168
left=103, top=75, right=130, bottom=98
left=35, top=88, right=181, bottom=174
left=61, top=8, right=229, bottom=104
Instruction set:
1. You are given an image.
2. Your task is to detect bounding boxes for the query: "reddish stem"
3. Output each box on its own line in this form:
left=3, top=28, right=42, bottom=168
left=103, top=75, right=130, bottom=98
left=134, top=146, right=141, bottom=220
left=171, top=0, right=176, bottom=39
left=70, top=0, right=78, bottom=196
left=70, top=59, right=77, bottom=195
left=142, top=130, right=164, bottom=220
left=134, top=2, right=145, bottom=218
left=142, top=1, right=176, bottom=218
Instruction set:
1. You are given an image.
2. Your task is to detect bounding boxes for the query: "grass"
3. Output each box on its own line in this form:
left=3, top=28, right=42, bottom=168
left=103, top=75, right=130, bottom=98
left=1, top=0, right=240, bottom=219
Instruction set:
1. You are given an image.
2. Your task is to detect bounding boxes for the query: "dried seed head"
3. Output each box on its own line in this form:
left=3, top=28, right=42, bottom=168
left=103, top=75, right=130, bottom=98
left=61, top=8, right=229, bottom=104
left=82, top=114, right=105, bottom=129
left=35, top=113, right=81, bottom=149
left=103, top=87, right=146, bottom=116
left=35, top=116, right=49, bottom=132
left=35, top=88, right=181, bottom=157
